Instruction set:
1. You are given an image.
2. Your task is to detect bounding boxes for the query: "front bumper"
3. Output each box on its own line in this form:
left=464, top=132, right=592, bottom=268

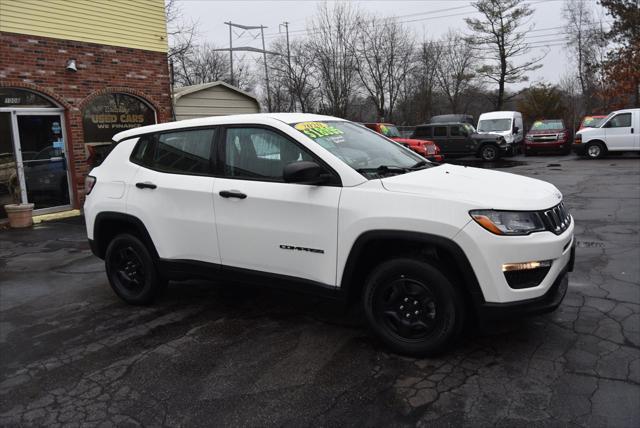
left=572, top=143, right=586, bottom=155
left=454, top=216, right=575, bottom=305
left=526, top=142, right=570, bottom=152
left=477, top=242, right=574, bottom=319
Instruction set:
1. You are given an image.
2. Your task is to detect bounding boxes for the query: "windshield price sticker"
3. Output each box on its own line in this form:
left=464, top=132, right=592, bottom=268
left=295, top=122, right=344, bottom=139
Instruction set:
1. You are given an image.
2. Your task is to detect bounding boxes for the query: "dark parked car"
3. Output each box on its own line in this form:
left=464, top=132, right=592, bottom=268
left=363, top=122, right=443, bottom=162
left=525, top=119, right=572, bottom=155
left=429, top=114, right=475, bottom=127
left=411, top=122, right=508, bottom=161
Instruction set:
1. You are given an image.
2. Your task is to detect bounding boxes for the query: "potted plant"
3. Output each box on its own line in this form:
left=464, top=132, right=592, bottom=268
left=3, top=179, right=34, bottom=228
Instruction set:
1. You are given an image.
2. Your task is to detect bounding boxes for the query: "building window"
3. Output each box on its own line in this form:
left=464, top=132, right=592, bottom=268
left=0, top=88, right=56, bottom=108
left=82, top=93, right=156, bottom=166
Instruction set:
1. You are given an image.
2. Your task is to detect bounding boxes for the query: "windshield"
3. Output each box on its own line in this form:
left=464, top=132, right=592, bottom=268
left=531, top=120, right=564, bottom=130
left=291, top=121, right=429, bottom=179
left=462, top=123, right=476, bottom=134
left=580, top=116, right=605, bottom=128
left=378, top=124, right=401, bottom=138
left=477, top=118, right=512, bottom=132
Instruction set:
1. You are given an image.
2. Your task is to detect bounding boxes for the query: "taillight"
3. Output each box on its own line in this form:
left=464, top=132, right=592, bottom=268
left=85, top=175, right=96, bottom=195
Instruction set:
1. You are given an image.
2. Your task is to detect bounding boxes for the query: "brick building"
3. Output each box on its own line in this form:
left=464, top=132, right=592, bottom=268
left=0, top=0, right=173, bottom=219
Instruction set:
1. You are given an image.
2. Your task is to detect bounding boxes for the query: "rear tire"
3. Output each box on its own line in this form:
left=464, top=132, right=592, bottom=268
left=362, top=258, right=465, bottom=356
left=586, top=141, right=606, bottom=159
left=105, top=233, right=166, bottom=305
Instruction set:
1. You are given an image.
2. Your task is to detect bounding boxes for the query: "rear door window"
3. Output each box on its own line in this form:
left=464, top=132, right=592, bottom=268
left=131, top=128, right=216, bottom=175
left=414, top=126, right=432, bottom=138
left=433, top=126, right=447, bottom=137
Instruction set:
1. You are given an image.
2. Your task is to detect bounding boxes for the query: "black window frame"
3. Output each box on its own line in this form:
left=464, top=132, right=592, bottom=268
left=216, top=124, right=342, bottom=187
left=129, top=125, right=218, bottom=177
left=413, top=126, right=432, bottom=138
left=433, top=126, right=448, bottom=137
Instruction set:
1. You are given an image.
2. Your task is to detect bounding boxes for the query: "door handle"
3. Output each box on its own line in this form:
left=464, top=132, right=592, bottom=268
left=135, top=182, right=157, bottom=189
left=219, top=190, right=247, bottom=199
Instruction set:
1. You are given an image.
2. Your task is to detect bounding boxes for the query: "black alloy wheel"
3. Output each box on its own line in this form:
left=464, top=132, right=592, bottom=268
left=363, top=258, right=465, bottom=356
left=373, top=276, right=438, bottom=340
left=105, top=234, right=166, bottom=305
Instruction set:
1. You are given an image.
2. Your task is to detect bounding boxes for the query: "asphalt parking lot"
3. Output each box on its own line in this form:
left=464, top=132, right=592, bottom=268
left=1, top=153, right=639, bottom=427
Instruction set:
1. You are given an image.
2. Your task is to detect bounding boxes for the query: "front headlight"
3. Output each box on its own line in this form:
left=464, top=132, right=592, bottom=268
left=470, top=210, right=546, bottom=235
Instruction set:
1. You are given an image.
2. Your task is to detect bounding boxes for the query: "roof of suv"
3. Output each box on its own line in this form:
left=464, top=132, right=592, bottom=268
left=417, top=122, right=467, bottom=127
left=112, top=113, right=345, bottom=142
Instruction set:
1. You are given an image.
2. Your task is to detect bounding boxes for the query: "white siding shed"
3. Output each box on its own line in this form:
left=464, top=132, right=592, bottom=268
left=173, top=81, right=261, bottom=120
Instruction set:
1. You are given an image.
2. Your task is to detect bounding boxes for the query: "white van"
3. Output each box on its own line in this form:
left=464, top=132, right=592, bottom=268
left=574, top=108, right=640, bottom=159
left=477, top=111, right=524, bottom=155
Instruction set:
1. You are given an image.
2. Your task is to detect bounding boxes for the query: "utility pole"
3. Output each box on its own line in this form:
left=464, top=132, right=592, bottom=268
left=214, top=22, right=281, bottom=111
left=224, top=21, right=234, bottom=86
left=279, top=21, right=292, bottom=111
left=260, top=25, right=272, bottom=112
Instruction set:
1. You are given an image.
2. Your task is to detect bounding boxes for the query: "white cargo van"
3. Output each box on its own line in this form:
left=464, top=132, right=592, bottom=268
left=573, top=108, right=640, bottom=159
left=477, top=111, right=524, bottom=155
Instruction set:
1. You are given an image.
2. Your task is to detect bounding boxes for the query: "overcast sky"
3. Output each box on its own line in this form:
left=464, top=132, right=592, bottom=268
left=175, top=0, right=610, bottom=90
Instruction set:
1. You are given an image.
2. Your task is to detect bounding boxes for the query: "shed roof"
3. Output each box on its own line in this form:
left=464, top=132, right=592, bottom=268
left=173, top=81, right=259, bottom=104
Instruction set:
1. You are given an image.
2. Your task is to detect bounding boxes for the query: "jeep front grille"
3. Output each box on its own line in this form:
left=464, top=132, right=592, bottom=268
left=541, top=202, right=571, bottom=235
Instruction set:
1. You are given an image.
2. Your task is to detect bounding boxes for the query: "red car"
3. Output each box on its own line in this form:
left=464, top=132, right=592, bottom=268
left=578, top=115, right=607, bottom=131
left=363, top=122, right=443, bottom=162
left=524, top=119, right=572, bottom=155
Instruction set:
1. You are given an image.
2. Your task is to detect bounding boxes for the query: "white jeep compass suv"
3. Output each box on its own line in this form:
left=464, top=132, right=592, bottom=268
left=84, top=113, right=575, bottom=356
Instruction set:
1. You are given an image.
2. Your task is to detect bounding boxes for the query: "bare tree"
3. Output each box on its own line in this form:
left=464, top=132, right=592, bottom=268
left=165, top=0, right=198, bottom=60
left=435, top=31, right=476, bottom=112
left=268, top=38, right=320, bottom=112
left=563, top=0, right=609, bottom=111
left=307, top=2, right=361, bottom=118
left=354, top=16, right=415, bottom=121
left=465, top=0, right=544, bottom=109
left=173, top=43, right=229, bottom=87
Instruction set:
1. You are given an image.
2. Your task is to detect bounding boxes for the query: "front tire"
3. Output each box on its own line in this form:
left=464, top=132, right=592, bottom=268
left=363, top=258, right=465, bottom=356
left=586, top=141, right=606, bottom=159
left=480, top=144, right=499, bottom=161
left=105, top=233, right=166, bottom=305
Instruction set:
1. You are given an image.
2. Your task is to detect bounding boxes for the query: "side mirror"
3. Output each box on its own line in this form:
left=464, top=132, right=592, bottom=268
left=513, top=126, right=519, bottom=134
left=283, top=161, right=330, bottom=185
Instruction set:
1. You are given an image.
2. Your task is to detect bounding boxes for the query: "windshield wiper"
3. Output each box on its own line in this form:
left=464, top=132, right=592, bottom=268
left=356, top=165, right=409, bottom=174
left=357, top=161, right=434, bottom=175
left=410, top=160, right=430, bottom=169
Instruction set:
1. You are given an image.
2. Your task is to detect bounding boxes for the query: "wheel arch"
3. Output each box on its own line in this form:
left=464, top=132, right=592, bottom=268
left=92, top=212, right=158, bottom=260
left=339, top=230, right=485, bottom=310
left=586, top=138, right=608, bottom=149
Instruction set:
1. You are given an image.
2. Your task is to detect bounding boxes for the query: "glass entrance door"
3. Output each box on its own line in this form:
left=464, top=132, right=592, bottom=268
left=0, top=112, right=18, bottom=218
left=16, top=114, right=71, bottom=210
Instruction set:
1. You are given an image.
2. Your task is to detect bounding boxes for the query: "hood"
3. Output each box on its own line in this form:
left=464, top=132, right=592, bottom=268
left=528, top=128, right=566, bottom=135
left=472, top=132, right=504, bottom=141
left=480, top=129, right=510, bottom=136
left=576, top=127, right=601, bottom=137
left=392, top=137, right=434, bottom=146
left=380, top=164, right=561, bottom=211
